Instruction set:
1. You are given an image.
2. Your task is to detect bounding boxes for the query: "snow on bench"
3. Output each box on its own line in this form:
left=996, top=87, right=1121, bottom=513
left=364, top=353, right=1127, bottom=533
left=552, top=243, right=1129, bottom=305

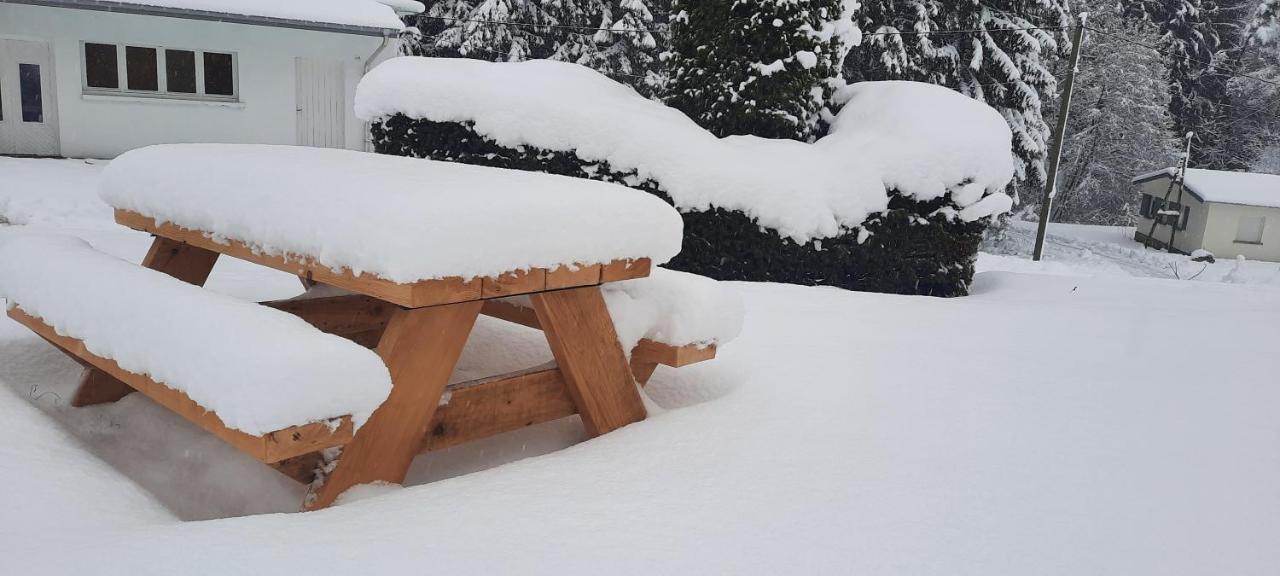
left=0, top=234, right=393, bottom=447
left=99, top=144, right=684, bottom=286
left=486, top=267, right=742, bottom=348
left=476, top=267, right=743, bottom=382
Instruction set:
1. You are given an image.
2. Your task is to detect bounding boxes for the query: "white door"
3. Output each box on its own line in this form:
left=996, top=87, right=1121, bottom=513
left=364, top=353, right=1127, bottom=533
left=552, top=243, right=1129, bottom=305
left=0, top=39, right=60, bottom=156
left=295, top=58, right=345, bottom=149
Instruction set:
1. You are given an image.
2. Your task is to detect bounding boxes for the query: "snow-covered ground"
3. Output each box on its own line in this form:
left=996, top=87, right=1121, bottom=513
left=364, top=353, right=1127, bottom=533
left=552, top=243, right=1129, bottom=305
left=2, top=157, right=1279, bottom=574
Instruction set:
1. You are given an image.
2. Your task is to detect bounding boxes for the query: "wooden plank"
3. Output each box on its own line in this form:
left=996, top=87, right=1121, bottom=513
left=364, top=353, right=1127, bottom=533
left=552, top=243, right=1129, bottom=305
left=482, top=300, right=717, bottom=371
left=481, top=268, right=547, bottom=299
left=262, top=294, right=395, bottom=335
left=529, top=286, right=645, bottom=436
left=421, top=365, right=577, bottom=452
left=633, top=340, right=717, bottom=368
left=630, top=361, right=660, bottom=385
left=116, top=209, right=643, bottom=307
left=600, top=258, right=651, bottom=282
left=116, top=210, right=477, bottom=308
left=546, top=263, right=601, bottom=290
left=141, top=236, right=220, bottom=285
left=270, top=452, right=326, bottom=484
left=306, top=300, right=482, bottom=510
left=71, top=367, right=136, bottom=407
left=480, top=299, right=542, bottom=330
left=73, top=235, right=221, bottom=407
left=9, top=307, right=352, bottom=463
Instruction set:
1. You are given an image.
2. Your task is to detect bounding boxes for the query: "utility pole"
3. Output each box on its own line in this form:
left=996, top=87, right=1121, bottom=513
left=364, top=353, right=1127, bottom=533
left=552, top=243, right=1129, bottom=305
left=1032, top=18, right=1087, bottom=261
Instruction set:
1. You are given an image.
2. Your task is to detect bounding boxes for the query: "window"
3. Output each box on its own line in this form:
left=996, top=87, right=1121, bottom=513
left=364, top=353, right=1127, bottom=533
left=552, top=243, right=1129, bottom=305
left=125, top=46, right=158, bottom=91
left=1179, top=206, right=1190, bottom=231
left=82, top=43, right=237, bottom=101
left=84, top=43, right=119, bottom=89
left=1235, top=215, right=1266, bottom=244
left=165, top=49, right=197, bottom=94
left=1140, top=194, right=1153, bottom=218
left=203, top=52, right=234, bottom=96
left=19, top=63, right=43, bottom=123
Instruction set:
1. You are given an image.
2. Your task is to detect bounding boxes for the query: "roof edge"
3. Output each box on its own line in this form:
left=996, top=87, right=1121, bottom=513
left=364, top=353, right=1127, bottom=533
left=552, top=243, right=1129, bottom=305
left=2, top=0, right=401, bottom=37
left=1131, top=168, right=1208, bottom=203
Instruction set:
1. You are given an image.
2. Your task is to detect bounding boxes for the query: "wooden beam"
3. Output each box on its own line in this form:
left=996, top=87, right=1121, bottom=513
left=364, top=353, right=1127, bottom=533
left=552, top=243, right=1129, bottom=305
left=546, top=264, right=601, bottom=290
left=480, top=299, right=541, bottom=330
left=601, top=258, right=651, bottom=282
left=269, top=452, right=326, bottom=484
left=482, top=268, right=547, bottom=298
left=421, top=365, right=577, bottom=452
left=633, top=339, right=717, bottom=368
left=481, top=299, right=718, bottom=370
left=262, top=294, right=395, bottom=335
left=530, top=286, right=645, bottom=436
left=9, top=307, right=352, bottom=463
left=307, top=301, right=482, bottom=510
left=115, top=209, right=644, bottom=308
left=141, top=236, right=220, bottom=285
left=71, top=367, right=136, bottom=407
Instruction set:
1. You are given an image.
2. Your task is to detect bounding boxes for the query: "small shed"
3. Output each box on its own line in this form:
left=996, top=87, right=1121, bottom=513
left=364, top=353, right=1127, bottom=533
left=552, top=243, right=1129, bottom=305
left=0, top=0, right=422, bottom=158
left=1132, top=168, right=1280, bottom=262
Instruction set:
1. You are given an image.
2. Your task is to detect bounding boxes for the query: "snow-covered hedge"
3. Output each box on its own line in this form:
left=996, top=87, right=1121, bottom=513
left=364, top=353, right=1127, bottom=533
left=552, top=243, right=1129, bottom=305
left=356, top=57, right=1016, bottom=296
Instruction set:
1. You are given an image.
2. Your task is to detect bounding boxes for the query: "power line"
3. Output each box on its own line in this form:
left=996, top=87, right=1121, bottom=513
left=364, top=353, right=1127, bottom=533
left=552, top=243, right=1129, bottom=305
left=1084, top=24, right=1280, bottom=90
left=417, top=15, right=1070, bottom=38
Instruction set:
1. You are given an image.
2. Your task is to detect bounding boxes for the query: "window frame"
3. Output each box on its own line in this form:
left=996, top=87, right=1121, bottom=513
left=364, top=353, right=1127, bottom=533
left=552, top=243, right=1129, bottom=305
left=80, top=41, right=239, bottom=103
left=1234, top=215, right=1267, bottom=245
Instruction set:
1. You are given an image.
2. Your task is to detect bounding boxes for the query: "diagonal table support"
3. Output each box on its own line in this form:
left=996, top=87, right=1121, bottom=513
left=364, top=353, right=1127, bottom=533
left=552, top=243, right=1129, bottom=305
left=306, top=300, right=483, bottom=510
left=530, top=286, right=646, bottom=436
left=71, top=237, right=220, bottom=407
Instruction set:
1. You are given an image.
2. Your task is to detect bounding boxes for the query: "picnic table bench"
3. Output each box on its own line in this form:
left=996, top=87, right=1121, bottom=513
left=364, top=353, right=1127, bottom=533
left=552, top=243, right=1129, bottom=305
left=0, top=144, right=738, bottom=510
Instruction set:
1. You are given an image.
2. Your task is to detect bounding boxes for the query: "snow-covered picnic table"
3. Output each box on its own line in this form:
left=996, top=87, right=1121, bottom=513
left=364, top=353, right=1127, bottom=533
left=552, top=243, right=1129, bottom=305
left=1, top=144, right=744, bottom=510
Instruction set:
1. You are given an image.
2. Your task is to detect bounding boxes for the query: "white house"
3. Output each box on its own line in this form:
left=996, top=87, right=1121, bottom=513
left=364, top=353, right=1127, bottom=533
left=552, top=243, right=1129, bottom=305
left=1132, top=167, right=1280, bottom=262
left=0, top=0, right=422, bottom=158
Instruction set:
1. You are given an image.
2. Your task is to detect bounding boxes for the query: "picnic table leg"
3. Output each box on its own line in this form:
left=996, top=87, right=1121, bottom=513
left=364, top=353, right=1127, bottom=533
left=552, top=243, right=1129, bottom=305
left=305, top=300, right=482, bottom=510
left=71, top=237, right=219, bottom=407
left=530, top=286, right=646, bottom=436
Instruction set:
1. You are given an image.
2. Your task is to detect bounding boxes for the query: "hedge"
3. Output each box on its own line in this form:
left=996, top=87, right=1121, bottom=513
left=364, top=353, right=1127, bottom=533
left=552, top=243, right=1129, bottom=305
left=370, top=115, right=987, bottom=297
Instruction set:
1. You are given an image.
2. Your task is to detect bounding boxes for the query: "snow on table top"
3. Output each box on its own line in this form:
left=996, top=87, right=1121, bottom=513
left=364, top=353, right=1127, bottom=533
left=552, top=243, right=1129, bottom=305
left=355, top=57, right=1016, bottom=243
left=1133, top=167, right=1280, bottom=208
left=99, top=144, right=684, bottom=284
left=83, top=0, right=410, bottom=31
left=0, top=233, right=392, bottom=435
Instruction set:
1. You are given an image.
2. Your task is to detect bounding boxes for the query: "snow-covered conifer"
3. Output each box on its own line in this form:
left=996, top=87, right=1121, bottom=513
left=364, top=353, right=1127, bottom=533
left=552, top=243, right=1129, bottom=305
left=844, top=0, right=1072, bottom=186
left=408, top=0, right=665, bottom=94
left=665, top=0, right=846, bottom=140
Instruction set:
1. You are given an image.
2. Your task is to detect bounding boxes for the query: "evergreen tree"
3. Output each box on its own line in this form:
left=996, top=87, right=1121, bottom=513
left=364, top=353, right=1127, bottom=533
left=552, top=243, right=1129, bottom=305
left=664, top=0, right=846, bottom=141
left=1039, top=2, right=1180, bottom=225
left=408, top=0, right=665, bottom=94
left=1122, top=0, right=1274, bottom=171
left=844, top=0, right=1073, bottom=186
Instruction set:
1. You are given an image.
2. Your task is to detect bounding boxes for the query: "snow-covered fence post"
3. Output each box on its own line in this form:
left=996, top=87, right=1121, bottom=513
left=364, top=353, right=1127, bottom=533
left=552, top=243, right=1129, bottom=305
left=1033, top=19, right=1087, bottom=261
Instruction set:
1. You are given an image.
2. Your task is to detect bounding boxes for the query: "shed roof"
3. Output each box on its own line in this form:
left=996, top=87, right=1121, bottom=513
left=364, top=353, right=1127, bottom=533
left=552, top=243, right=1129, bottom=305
left=3, top=0, right=423, bottom=36
left=1132, top=167, right=1280, bottom=209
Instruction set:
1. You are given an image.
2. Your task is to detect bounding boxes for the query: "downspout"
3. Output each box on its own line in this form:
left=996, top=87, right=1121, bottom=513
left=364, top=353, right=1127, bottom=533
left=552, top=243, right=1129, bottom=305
left=361, top=32, right=394, bottom=152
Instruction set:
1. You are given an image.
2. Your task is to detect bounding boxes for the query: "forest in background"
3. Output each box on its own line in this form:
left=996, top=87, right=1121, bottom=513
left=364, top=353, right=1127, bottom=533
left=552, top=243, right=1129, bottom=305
left=404, top=0, right=1280, bottom=226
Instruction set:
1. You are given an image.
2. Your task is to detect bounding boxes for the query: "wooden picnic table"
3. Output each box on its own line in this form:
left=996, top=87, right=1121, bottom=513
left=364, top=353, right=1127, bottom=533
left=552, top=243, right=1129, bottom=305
left=75, top=209, right=659, bottom=509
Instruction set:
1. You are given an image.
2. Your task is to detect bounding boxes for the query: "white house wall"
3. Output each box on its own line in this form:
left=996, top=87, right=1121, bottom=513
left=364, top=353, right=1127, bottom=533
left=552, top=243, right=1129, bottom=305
left=1, top=3, right=390, bottom=158
left=1200, top=202, right=1280, bottom=262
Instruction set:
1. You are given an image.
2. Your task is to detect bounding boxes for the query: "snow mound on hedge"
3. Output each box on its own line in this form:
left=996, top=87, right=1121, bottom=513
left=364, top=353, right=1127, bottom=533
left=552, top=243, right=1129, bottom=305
left=355, top=57, right=1016, bottom=243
